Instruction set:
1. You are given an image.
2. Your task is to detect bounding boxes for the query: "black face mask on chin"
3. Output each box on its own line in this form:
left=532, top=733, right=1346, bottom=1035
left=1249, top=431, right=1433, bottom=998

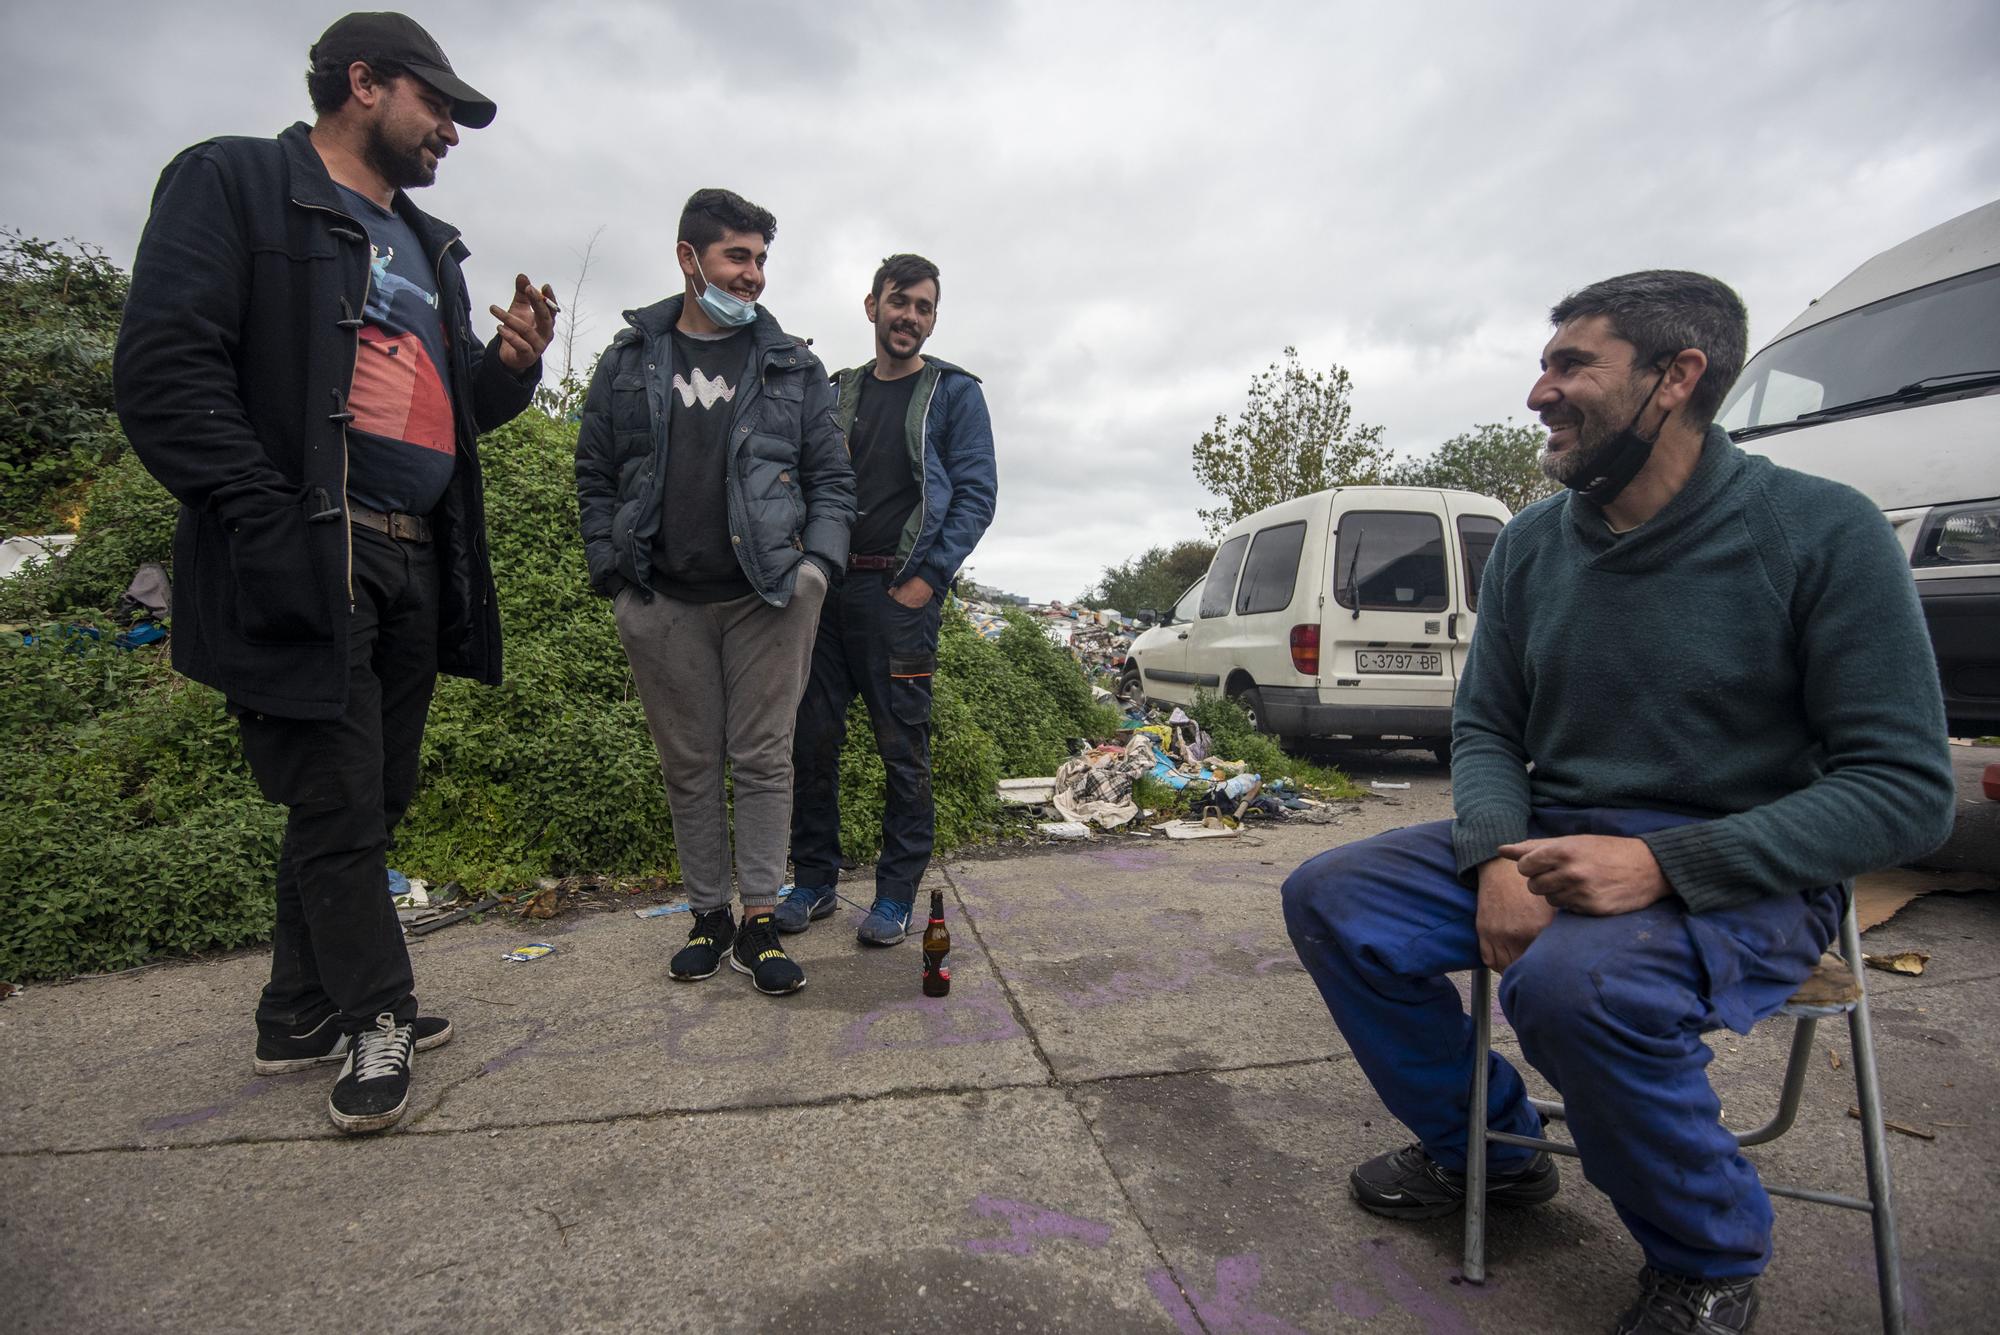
left=1572, top=368, right=1668, bottom=507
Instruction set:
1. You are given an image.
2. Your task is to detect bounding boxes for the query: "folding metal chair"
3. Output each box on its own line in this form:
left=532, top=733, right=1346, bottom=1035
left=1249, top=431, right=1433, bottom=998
left=1461, top=892, right=1904, bottom=1333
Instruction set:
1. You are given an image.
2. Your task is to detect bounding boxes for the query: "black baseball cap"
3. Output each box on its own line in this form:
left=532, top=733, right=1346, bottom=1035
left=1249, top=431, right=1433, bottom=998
left=310, top=12, right=496, bottom=129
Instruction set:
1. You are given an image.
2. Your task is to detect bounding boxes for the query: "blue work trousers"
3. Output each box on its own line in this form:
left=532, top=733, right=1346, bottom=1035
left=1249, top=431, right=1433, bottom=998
left=1281, top=808, right=1842, bottom=1278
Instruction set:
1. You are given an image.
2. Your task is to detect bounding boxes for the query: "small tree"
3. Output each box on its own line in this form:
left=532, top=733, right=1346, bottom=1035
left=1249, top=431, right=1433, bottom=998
left=1191, top=346, right=1389, bottom=537
left=1391, top=419, right=1556, bottom=514
left=1082, top=539, right=1215, bottom=612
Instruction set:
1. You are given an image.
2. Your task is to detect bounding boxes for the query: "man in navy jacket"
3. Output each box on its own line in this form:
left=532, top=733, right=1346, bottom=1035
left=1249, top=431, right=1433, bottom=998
left=780, top=253, right=998, bottom=946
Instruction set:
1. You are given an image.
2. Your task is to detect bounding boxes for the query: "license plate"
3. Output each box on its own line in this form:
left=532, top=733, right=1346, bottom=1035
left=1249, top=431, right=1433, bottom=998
left=1355, top=650, right=1442, bottom=674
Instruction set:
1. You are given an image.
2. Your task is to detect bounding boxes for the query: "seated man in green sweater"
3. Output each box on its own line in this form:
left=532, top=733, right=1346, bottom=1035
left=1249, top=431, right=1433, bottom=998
left=1282, top=270, right=1955, bottom=1335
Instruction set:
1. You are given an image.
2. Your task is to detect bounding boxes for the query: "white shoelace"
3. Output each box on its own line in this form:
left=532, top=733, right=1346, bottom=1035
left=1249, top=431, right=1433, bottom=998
left=349, top=1013, right=414, bottom=1082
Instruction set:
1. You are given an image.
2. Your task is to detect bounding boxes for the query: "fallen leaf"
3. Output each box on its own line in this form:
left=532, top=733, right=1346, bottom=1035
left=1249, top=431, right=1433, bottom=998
left=1862, top=950, right=1930, bottom=976
left=1827, top=1047, right=1842, bottom=1071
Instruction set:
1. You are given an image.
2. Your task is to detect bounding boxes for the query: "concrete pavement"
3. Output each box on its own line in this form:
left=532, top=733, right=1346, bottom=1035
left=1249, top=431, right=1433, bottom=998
left=4, top=752, right=1998, bottom=1333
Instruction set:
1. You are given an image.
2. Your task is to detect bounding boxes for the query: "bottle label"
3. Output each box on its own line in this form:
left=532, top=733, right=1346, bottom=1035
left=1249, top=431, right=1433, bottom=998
left=925, top=950, right=949, bottom=979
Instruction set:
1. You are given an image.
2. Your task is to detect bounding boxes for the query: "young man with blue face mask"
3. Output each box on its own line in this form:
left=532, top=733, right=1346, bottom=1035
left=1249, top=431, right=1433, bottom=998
left=575, top=189, right=854, bottom=996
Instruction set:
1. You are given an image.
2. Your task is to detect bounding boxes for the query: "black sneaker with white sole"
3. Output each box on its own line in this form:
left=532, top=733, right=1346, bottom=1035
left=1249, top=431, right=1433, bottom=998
left=1349, top=1142, right=1559, bottom=1219
left=1614, top=1268, right=1759, bottom=1334
left=670, top=908, right=737, bottom=981
left=254, top=1012, right=452, bottom=1075
left=731, top=912, right=805, bottom=995
left=328, top=1012, right=416, bottom=1135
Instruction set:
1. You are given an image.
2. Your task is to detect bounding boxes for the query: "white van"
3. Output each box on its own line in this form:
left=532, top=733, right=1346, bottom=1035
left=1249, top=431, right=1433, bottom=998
left=1122, top=486, right=1512, bottom=762
left=1720, top=198, right=2000, bottom=736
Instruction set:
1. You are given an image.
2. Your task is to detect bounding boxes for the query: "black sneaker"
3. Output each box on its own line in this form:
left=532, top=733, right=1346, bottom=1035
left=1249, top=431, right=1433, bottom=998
left=731, top=912, right=805, bottom=995
left=670, top=908, right=736, bottom=981
left=254, top=1012, right=453, bottom=1075
left=1614, top=1268, right=1759, bottom=1334
left=327, top=1012, right=416, bottom=1135
left=1349, top=1142, right=1559, bottom=1220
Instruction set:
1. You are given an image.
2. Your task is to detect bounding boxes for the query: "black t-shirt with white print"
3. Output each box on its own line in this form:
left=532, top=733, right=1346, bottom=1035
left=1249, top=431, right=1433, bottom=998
left=653, top=325, right=755, bottom=602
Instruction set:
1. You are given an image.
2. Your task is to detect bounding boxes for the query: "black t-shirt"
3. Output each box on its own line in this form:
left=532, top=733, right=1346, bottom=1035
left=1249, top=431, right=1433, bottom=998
left=334, top=184, right=457, bottom=515
left=849, top=370, right=923, bottom=557
left=653, top=325, right=754, bottom=602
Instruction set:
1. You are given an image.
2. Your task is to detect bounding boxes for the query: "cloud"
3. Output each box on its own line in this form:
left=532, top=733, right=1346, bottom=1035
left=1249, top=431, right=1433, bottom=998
left=5, top=0, right=1995, bottom=599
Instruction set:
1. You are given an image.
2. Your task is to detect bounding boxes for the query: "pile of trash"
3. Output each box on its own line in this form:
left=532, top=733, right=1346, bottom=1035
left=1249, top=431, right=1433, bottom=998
left=997, top=706, right=1336, bottom=841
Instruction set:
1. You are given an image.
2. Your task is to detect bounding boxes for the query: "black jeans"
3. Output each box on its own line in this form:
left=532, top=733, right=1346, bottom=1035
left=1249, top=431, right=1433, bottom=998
left=236, top=526, right=437, bottom=1034
left=791, top=568, right=941, bottom=905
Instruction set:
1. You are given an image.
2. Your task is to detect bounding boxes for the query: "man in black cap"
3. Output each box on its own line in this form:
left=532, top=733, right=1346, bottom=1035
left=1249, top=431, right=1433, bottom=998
left=114, top=12, right=555, bottom=1135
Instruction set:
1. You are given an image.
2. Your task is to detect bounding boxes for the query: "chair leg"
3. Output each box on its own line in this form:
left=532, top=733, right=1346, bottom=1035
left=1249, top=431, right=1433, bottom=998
left=1840, top=903, right=1905, bottom=1335
left=1463, top=966, right=1492, bottom=1283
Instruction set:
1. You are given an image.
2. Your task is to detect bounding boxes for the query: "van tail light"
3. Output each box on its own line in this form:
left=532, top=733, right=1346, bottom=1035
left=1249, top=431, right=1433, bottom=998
left=1290, top=624, right=1320, bottom=675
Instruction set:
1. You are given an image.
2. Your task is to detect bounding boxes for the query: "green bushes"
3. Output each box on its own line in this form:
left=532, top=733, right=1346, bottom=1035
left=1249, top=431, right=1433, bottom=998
left=0, top=234, right=129, bottom=531
left=2, top=410, right=1111, bottom=978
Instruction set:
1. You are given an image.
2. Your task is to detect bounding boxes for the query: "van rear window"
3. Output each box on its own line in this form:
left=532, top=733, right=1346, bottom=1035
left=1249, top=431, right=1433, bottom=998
left=1236, top=521, right=1307, bottom=615
left=1457, top=515, right=1504, bottom=612
left=1199, top=535, right=1250, bottom=618
left=1332, top=512, right=1448, bottom=613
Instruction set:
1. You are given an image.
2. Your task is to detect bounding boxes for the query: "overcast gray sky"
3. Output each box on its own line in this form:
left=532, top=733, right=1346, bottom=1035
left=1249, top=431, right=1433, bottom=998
left=4, top=0, right=1995, bottom=600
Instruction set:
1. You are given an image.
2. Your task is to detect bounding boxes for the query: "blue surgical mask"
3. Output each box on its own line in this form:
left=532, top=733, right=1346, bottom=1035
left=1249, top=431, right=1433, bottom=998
left=692, top=252, right=759, bottom=328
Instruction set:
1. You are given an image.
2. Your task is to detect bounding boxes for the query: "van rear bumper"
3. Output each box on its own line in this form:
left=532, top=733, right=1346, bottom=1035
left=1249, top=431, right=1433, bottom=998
left=1921, top=575, right=2000, bottom=735
left=1257, top=686, right=1453, bottom=740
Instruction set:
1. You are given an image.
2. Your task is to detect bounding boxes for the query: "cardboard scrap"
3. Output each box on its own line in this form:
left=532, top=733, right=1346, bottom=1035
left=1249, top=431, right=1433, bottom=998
left=1862, top=950, right=1930, bottom=977
left=1853, top=868, right=1997, bottom=932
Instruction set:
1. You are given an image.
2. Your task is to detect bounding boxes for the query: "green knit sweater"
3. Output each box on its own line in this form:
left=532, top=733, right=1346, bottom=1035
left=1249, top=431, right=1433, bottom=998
left=1450, top=428, right=1956, bottom=913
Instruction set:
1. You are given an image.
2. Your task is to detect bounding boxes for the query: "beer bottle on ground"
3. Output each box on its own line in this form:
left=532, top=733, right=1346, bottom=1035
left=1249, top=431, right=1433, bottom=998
left=921, top=889, right=951, bottom=997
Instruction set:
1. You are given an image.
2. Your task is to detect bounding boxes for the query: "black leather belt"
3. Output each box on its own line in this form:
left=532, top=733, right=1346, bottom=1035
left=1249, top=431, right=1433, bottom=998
left=848, top=554, right=899, bottom=571
left=349, top=504, right=432, bottom=543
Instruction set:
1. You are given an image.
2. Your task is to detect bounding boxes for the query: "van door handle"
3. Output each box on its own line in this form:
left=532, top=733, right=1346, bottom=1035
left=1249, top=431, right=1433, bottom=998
left=1447, top=612, right=1459, bottom=641
left=1177, top=631, right=1189, bottom=640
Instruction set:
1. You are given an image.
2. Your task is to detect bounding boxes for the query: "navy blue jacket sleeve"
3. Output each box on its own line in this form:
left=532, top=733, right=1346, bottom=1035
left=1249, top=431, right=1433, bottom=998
left=913, top=375, right=997, bottom=590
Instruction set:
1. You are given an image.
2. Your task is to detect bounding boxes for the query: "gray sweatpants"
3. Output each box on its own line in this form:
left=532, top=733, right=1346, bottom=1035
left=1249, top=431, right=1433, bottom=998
left=614, top=562, right=828, bottom=913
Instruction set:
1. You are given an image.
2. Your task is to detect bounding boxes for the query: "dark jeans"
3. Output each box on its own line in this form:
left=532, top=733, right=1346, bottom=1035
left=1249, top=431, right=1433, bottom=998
left=1282, top=808, right=1843, bottom=1279
left=791, top=568, right=941, bottom=905
left=237, top=526, right=437, bottom=1034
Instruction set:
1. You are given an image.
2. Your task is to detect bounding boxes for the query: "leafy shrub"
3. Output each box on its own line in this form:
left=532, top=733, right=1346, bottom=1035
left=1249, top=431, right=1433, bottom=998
left=2, top=409, right=1111, bottom=978
left=1187, top=691, right=1364, bottom=796
left=0, top=233, right=129, bottom=531
left=0, top=635, right=281, bottom=978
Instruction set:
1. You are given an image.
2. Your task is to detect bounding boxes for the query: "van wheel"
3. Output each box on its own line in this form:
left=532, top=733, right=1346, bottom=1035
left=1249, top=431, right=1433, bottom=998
left=1118, top=668, right=1144, bottom=711
left=1430, top=737, right=1452, bottom=767
left=1231, top=683, right=1267, bottom=734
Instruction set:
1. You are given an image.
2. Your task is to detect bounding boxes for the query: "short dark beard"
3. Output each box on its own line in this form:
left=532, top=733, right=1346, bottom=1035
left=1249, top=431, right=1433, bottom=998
left=879, top=326, right=928, bottom=362
left=1538, top=427, right=1604, bottom=485
left=362, top=121, right=436, bottom=191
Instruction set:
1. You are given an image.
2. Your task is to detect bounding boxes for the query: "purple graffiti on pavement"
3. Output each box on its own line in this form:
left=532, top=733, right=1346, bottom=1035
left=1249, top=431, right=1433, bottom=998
left=960, top=1195, right=1113, bottom=1256
left=834, top=983, right=1024, bottom=1057
left=1147, top=1255, right=1308, bottom=1335
left=1363, top=1236, right=1480, bottom=1334
left=141, top=1070, right=318, bottom=1132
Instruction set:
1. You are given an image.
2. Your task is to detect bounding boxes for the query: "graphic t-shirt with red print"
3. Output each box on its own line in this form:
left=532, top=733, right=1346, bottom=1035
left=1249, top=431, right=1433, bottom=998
left=336, top=184, right=456, bottom=516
